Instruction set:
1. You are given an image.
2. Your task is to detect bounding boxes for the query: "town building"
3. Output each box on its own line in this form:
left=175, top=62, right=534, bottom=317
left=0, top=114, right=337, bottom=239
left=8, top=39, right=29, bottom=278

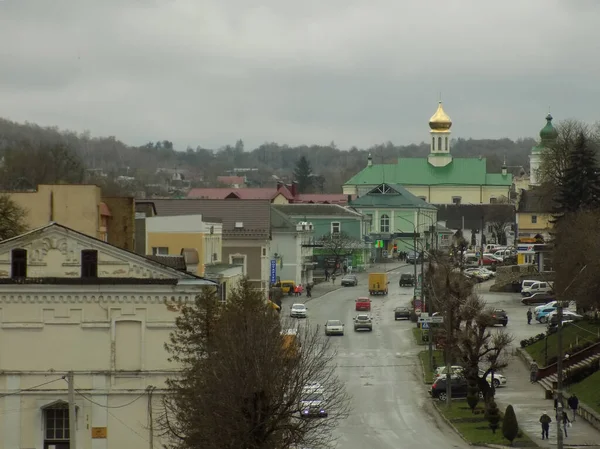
left=348, top=183, right=438, bottom=256
left=270, top=207, right=315, bottom=286
left=271, top=204, right=371, bottom=271
left=0, top=222, right=216, bottom=448
left=187, top=181, right=353, bottom=205
left=342, top=102, right=513, bottom=204
left=528, top=113, right=559, bottom=188
left=136, top=199, right=272, bottom=296
left=515, top=188, right=552, bottom=243
left=6, top=184, right=135, bottom=251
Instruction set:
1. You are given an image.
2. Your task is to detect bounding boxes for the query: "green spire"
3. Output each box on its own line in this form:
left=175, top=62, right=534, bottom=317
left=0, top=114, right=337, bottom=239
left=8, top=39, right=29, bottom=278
left=540, top=113, right=558, bottom=143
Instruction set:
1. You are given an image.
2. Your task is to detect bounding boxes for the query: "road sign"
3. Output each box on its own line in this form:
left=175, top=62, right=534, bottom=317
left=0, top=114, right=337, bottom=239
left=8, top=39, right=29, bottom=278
left=270, top=260, right=277, bottom=284
left=418, top=316, right=444, bottom=324
left=415, top=308, right=422, bottom=315
left=421, top=322, right=429, bottom=329
left=431, top=316, right=444, bottom=324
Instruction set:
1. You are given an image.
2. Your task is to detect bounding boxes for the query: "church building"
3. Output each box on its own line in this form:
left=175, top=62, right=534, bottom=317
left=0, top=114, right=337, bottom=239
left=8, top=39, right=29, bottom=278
left=343, top=102, right=513, bottom=205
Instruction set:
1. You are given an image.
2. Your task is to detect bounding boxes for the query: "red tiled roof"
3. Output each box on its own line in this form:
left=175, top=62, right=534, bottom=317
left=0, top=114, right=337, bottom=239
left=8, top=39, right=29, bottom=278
left=187, top=186, right=295, bottom=201
left=217, top=176, right=245, bottom=185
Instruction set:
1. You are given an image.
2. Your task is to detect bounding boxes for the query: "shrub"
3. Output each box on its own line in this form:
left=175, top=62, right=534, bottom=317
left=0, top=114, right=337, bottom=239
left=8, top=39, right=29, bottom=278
left=502, top=405, right=519, bottom=445
left=466, top=382, right=479, bottom=413
left=485, top=400, right=501, bottom=433
left=520, top=333, right=547, bottom=348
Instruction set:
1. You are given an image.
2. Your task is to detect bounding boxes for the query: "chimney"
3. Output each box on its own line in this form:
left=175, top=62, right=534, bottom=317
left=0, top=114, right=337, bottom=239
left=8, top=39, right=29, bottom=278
left=367, top=153, right=373, bottom=167
left=291, top=181, right=298, bottom=197
left=276, top=181, right=283, bottom=190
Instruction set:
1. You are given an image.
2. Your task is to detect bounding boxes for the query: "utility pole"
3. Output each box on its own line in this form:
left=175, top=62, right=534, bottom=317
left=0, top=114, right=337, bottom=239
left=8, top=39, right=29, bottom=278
left=556, top=305, right=564, bottom=449
left=445, top=304, right=452, bottom=406
left=68, top=371, right=77, bottom=449
left=479, top=213, right=485, bottom=266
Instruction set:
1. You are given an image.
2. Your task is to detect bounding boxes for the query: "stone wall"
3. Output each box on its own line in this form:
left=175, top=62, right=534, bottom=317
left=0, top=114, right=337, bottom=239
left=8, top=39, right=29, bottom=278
left=490, top=264, right=554, bottom=292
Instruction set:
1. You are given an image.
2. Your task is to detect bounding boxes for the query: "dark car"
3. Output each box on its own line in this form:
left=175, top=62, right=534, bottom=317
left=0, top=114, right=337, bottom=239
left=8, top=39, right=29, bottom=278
left=521, top=292, right=555, bottom=306
left=489, top=309, right=508, bottom=327
left=429, top=377, right=483, bottom=401
left=399, top=273, right=415, bottom=287
left=394, top=307, right=411, bottom=320
left=341, top=275, right=358, bottom=287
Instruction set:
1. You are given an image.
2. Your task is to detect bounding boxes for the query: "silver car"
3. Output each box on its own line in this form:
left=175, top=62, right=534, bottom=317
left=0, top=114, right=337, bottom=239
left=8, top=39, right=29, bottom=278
left=353, top=314, right=373, bottom=331
left=290, top=303, right=308, bottom=318
left=324, top=320, right=344, bottom=336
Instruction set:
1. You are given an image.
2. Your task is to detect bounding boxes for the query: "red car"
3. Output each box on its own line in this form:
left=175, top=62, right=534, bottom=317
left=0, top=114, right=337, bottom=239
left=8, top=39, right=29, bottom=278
left=355, top=297, right=371, bottom=311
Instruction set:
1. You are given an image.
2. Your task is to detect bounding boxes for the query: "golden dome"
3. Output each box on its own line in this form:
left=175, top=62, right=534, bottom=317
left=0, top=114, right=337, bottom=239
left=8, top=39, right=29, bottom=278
left=429, top=101, right=452, bottom=131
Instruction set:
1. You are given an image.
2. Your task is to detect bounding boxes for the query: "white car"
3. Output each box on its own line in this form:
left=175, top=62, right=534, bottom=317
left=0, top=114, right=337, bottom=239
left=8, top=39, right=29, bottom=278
left=434, top=366, right=507, bottom=388
left=324, top=320, right=344, bottom=336
left=482, top=371, right=507, bottom=388
left=290, top=303, right=308, bottom=318
left=434, top=365, right=464, bottom=379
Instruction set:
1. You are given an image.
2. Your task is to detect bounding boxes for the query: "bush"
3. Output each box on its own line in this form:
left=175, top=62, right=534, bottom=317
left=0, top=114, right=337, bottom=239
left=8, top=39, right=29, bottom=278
left=466, top=382, right=479, bottom=413
left=485, top=400, right=501, bottom=434
left=520, top=333, right=547, bottom=348
left=564, top=358, right=600, bottom=385
left=502, top=405, right=519, bottom=445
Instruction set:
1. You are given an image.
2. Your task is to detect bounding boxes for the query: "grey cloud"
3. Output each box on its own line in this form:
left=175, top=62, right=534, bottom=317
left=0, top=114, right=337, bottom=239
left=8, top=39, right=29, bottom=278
left=0, top=0, right=599, bottom=150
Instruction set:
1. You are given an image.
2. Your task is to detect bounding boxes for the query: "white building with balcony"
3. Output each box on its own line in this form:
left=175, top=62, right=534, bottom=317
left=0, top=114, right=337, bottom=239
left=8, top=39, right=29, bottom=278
left=269, top=207, right=314, bottom=286
left=0, top=223, right=216, bottom=449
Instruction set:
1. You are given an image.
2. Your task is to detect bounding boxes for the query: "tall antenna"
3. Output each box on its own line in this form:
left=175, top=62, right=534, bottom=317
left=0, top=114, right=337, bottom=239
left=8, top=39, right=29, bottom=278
left=381, top=151, right=386, bottom=185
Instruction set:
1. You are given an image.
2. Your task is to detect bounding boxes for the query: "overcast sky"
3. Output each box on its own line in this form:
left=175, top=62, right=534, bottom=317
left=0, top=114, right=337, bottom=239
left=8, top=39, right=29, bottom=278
left=1, top=0, right=599, bottom=151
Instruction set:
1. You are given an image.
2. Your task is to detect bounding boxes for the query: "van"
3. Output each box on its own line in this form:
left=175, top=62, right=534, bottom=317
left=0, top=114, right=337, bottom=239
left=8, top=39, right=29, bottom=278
left=522, top=280, right=553, bottom=297
left=368, top=273, right=389, bottom=295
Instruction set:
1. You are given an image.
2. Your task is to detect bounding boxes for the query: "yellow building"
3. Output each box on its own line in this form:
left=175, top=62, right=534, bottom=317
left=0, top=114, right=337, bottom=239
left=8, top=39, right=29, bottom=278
left=343, top=102, right=513, bottom=204
left=144, top=214, right=223, bottom=277
left=7, top=184, right=135, bottom=250
left=516, top=188, right=552, bottom=243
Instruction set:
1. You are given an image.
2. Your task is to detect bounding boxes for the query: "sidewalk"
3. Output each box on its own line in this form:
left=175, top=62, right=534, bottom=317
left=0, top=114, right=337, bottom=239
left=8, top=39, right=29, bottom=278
left=496, top=355, right=600, bottom=448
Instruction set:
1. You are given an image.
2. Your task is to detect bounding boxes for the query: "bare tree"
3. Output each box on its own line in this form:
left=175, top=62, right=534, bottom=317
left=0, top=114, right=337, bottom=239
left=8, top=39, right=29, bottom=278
left=552, top=210, right=600, bottom=311
left=426, top=254, right=512, bottom=401
left=538, top=119, right=600, bottom=205
left=319, top=231, right=362, bottom=273
left=484, top=202, right=514, bottom=246
left=0, top=194, right=28, bottom=240
left=159, top=279, right=350, bottom=449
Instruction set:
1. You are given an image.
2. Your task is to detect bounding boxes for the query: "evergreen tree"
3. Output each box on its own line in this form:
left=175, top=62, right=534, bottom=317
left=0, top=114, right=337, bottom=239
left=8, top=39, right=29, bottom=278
left=502, top=404, right=519, bottom=445
left=485, top=400, right=501, bottom=433
left=293, top=156, right=313, bottom=193
left=466, top=381, right=480, bottom=413
left=553, top=132, right=600, bottom=221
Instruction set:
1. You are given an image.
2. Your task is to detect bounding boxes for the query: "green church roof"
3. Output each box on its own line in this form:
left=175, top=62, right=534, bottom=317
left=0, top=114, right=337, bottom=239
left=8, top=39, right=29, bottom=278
left=349, top=183, right=437, bottom=209
left=344, top=157, right=512, bottom=187
left=532, top=113, right=558, bottom=154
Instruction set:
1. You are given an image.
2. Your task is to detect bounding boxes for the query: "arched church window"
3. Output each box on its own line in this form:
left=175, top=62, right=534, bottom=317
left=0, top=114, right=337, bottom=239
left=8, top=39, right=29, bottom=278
left=438, top=137, right=442, bottom=152
left=445, top=137, right=449, bottom=151
left=432, top=137, right=435, bottom=151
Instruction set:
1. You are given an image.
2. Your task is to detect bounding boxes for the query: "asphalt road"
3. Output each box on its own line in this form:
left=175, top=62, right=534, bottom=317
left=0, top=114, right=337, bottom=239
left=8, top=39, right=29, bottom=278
left=282, top=265, right=469, bottom=449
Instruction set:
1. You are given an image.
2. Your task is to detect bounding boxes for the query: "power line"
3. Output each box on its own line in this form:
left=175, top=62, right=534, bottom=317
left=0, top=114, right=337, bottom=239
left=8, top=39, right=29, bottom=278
left=69, top=381, right=148, bottom=409
left=0, top=377, right=64, bottom=398
left=107, top=408, right=149, bottom=442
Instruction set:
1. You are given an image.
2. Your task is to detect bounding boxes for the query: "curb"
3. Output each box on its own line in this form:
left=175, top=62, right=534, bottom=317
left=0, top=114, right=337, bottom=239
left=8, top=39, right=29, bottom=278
left=432, top=401, right=472, bottom=446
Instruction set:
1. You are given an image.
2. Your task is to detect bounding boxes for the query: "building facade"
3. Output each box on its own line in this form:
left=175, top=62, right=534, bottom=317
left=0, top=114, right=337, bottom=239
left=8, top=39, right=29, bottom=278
left=143, top=214, right=223, bottom=276
left=343, top=102, right=513, bottom=204
left=529, top=113, right=558, bottom=188
left=348, top=183, right=438, bottom=256
left=270, top=207, right=314, bottom=285
left=516, top=188, right=553, bottom=242
left=138, top=199, right=272, bottom=297
left=6, top=184, right=135, bottom=250
left=0, top=223, right=216, bottom=449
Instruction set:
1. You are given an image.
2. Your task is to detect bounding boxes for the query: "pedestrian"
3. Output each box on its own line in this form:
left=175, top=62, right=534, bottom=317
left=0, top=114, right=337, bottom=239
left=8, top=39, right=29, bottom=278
left=530, top=361, right=539, bottom=383
left=306, top=284, right=312, bottom=298
left=539, top=411, right=552, bottom=440
left=527, top=308, right=533, bottom=325
left=567, top=394, right=579, bottom=421
left=324, top=269, right=329, bottom=281
left=331, top=274, right=336, bottom=285
left=343, top=264, right=348, bottom=275
left=561, top=412, right=571, bottom=438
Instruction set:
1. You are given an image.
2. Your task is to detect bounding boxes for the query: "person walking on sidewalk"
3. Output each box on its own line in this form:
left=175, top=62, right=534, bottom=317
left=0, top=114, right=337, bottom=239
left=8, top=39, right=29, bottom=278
left=331, top=274, right=336, bottom=285
left=561, top=412, right=571, bottom=438
left=539, top=411, right=552, bottom=440
left=530, top=361, right=539, bottom=383
left=306, top=284, right=312, bottom=298
left=527, top=308, right=533, bottom=324
left=324, top=269, right=329, bottom=282
left=567, top=394, right=579, bottom=421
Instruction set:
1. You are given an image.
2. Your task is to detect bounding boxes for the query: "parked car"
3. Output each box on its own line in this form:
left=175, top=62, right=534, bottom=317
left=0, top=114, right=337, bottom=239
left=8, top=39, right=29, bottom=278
left=399, top=273, right=415, bottom=287
left=341, top=275, right=358, bottom=287
left=535, top=306, right=557, bottom=323
left=324, top=320, right=344, bottom=336
left=394, top=306, right=411, bottom=320
left=488, top=309, right=508, bottom=326
left=433, top=366, right=507, bottom=388
left=480, top=370, right=507, bottom=388
left=521, top=292, right=555, bottom=305
left=355, top=297, right=372, bottom=311
left=521, top=280, right=553, bottom=297
left=353, top=314, right=373, bottom=331
left=463, top=268, right=492, bottom=282
left=429, top=377, right=482, bottom=401
left=434, top=365, right=464, bottom=380
left=290, top=303, right=308, bottom=318
left=547, top=310, right=584, bottom=326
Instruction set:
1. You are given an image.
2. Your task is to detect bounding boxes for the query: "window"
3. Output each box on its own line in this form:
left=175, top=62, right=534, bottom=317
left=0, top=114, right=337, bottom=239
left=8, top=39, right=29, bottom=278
left=452, top=196, right=462, bottom=205
left=438, top=137, right=442, bottom=152
left=380, top=214, right=390, bottom=233
left=45, top=404, right=70, bottom=443
left=220, top=282, right=227, bottom=303
left=11, top=248, right=27, bottom=278
left=445, top=137, right=449, bottom=151
left=531, top=215, right=538, bottom=224
left=488, top=225, right=494, bottom=233
left=81, top=250, right=98, bottom=278
left=431, top=137, right=435, bottom=151
left=262, top=247, right=267, bottom=257
left=331, top=222, right=341, bottom=234
left=152, top=247, right=168, bottom=255
left=229, top=254, right=247, bottom=275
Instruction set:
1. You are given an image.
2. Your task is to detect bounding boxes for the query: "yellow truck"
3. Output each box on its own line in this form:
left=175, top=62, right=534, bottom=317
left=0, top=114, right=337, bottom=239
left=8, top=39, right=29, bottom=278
left=368, top=273, right=389, bottom=295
